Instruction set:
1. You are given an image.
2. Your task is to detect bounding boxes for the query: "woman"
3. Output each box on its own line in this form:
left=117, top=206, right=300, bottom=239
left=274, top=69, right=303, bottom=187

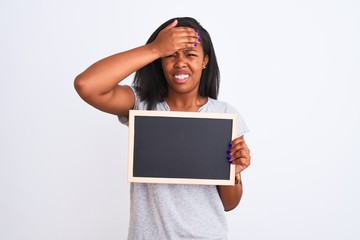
left=75, top=17, right=251, bottom=240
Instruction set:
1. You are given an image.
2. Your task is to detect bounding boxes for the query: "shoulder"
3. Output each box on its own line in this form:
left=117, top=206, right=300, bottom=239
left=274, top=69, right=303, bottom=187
left=127, top=86, right=148, bottom=110
left=118, top=86, right=168, bottom=125
left=206, top=98, right=250, bottom=136
left=117, top=86, right=145, bottom=125
left=206, top=98, right=239, bottom=114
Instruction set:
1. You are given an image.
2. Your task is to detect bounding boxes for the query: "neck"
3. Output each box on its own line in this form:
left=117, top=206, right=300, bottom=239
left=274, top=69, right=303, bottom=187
left=165, top=92, right=207, bottom=112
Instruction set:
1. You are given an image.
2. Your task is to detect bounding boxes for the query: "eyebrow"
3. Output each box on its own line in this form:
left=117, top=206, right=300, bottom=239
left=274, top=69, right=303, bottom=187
left=182, top=48, right=197, bottom=53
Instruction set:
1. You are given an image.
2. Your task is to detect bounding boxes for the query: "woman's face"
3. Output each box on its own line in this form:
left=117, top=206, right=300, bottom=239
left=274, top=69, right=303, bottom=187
left=161, top=46, right=208, bottom=97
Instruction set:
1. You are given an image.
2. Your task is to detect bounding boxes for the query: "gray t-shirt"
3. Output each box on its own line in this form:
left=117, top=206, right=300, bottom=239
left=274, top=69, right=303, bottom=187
left=119, top=88, right=249, bottom=240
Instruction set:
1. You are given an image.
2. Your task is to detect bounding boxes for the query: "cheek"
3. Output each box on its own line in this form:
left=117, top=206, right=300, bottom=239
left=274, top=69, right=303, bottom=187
left=161, top=61, right=172, bottom=74
left=161, top=66, right=170, bottom=77
left=192, top=64, right=203, bottom=74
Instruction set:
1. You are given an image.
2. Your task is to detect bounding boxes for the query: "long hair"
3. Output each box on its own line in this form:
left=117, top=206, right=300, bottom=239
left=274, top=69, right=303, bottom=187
left=133, top=17, right=220, bottom=110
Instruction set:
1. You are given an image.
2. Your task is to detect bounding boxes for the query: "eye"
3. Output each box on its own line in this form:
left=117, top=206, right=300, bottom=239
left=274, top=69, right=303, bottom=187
left=164, top=54, right=176, bottom=58
left=187, top=53, right=197, bottom=57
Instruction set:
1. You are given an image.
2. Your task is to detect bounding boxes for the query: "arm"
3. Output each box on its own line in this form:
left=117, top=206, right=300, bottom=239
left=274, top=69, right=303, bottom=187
left=74, top=44, right=159, bottom=116
left=217, top=136, right=251, bottom=211
left=74, top=20, right=199, bottom=116
left=217, top=177, right=243, bottom=212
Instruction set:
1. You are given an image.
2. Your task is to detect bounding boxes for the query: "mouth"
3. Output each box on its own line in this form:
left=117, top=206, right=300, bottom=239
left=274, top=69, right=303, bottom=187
left=174, top=74, right=190, bottom=83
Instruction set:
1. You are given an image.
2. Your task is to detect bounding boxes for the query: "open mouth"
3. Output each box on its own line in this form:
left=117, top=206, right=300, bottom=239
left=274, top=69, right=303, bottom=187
left=174, top=74, right=190, bottom=83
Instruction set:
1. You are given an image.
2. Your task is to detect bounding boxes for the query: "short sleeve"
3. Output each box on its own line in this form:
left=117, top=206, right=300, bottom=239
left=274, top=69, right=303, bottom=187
left=225, top=103, right=250, bottom=137
left=117, top=86, right=140, bottom=126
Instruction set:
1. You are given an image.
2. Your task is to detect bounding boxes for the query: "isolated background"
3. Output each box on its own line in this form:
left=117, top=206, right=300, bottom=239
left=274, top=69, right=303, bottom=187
left=1, top=0, right=359, bottom=239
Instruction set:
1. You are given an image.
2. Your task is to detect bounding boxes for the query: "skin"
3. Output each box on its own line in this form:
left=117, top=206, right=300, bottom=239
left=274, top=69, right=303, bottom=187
left=161, top=48, right=208, bottom=112
left=219, top=136, right=251, bottom=211
left=74, top=19, right=251, bottom=211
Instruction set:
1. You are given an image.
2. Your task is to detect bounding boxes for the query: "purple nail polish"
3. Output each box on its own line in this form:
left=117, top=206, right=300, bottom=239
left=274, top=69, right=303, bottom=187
left=228, top=143, right=233, bottom=148
left=198, top=33, right=201, bottom=37
left=194, top=29, right=198, bottom=32
left=227, top=156, right=231, bottom=161
left=227, top=150, right=231, bottom=154
left=194, top=43, right=197, bottom=47
left=198, top=38, right=201, bottom=42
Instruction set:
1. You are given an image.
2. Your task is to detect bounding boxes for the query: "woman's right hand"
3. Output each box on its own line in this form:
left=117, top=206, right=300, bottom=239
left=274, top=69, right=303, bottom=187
left=74, top=20, right=200, bottom=116
left=151, top=20, right=200, bottom=58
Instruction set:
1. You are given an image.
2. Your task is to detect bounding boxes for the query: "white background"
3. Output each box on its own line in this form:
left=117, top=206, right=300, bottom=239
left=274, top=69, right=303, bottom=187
left=1, top=0, right=359, bottom=239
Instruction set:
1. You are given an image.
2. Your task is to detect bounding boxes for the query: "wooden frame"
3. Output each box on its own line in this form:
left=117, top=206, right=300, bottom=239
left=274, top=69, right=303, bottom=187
left=128, top=110, right=238, bottom=185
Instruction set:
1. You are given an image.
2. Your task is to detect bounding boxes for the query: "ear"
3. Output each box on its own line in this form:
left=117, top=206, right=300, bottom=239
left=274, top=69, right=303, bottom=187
left=202, top=55, right=209, bottom=68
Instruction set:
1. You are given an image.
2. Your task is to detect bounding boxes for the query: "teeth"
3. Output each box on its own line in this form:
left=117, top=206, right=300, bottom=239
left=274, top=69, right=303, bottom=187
left=174, top=74, right=189, bottom=80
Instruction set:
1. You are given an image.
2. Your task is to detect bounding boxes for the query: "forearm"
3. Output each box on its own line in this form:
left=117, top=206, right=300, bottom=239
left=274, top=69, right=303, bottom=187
left=74, top=43, right=160, bottom=97
left=217, top=176, right=243, bottom=211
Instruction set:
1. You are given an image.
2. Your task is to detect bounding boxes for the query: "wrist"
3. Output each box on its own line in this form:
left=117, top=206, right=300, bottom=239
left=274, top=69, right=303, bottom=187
left=235, top=173, right=241, bottom=185
left=146, top=42, right=162, bottom=59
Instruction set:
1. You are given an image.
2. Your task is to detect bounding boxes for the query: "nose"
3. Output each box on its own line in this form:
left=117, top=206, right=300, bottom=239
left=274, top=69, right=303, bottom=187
left=174, top=55, right=187, bottom=68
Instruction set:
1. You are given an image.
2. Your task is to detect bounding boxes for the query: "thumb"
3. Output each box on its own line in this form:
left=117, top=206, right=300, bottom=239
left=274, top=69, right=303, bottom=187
left=165, top=19, right=178, bottom=29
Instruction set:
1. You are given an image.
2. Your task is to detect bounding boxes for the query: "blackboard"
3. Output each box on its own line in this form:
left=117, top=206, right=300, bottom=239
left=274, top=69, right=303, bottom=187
left=128, top=110, right=238, bottom=185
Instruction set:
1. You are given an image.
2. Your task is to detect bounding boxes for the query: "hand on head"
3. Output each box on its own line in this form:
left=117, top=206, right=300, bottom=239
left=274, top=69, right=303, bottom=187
left=151, top=19, right=201, bottom=58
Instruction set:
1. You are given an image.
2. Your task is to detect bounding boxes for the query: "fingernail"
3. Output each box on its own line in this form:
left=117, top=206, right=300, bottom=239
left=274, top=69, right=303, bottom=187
left=194, top=43, right=197, bottom=47
left=227, top=156, right=232, bottom=161
left=226, top=150, right=231, bottom=154
left=228, top=160, right=233, bottom=164
left=198, top=38, right=201, bottom=42
left=228, top=143, right=233, bottom=148
left=198, top=33, right=201, bottom=37
left=194, top=29, right=198, bottom=32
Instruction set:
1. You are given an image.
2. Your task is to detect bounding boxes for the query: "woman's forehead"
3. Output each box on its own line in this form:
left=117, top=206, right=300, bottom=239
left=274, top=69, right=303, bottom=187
left=178, top=46, right=203, bottom=53
left=181, top=48, right=197, bottom=52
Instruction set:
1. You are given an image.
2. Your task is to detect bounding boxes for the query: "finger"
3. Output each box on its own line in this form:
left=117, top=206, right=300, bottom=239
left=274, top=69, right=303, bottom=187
left=165, top=19, right=178, bottom=30
left=174, top=26, right=198, bottom=34
left=230, top=147, right=251, bottom=162
left=164, top=33, right=198, bottom=51
left=230, top=141, right=247, bottom=151
left=230, top=135, right=245, bottom=146
left=232, top=149, right=249, bottom=159
left=234, top=157, right=251, bottom=169
left=175, top=33, right=200, bottom=44
left=173, top=27, right=200, bottom=40
left=230, top=144, right=250, bottom=157
left=231, top=157, right=250, bottom=170
left=175, top=41, right=201, bottom=50
left=180, top=42, right=200, bottom=49
left=176, top=36, right=200, bottom=45
left=228, top=150, right=250, bottom=166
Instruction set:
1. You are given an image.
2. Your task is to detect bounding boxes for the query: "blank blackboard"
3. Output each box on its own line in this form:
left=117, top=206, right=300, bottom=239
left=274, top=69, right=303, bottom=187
left=128, top=110, right=238, bottom=185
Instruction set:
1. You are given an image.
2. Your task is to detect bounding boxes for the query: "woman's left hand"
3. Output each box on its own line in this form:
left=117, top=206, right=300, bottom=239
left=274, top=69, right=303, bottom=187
left=228, top=135, right=251, bottom=174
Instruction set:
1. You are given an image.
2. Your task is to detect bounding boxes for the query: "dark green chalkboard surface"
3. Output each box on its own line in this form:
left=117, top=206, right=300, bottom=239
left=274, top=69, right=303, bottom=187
left=128, top=110, right=238, bottom=185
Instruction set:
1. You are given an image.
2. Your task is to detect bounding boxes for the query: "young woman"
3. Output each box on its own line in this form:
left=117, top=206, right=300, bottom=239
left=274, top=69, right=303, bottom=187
left=74, top=17, right=251, bottom=240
